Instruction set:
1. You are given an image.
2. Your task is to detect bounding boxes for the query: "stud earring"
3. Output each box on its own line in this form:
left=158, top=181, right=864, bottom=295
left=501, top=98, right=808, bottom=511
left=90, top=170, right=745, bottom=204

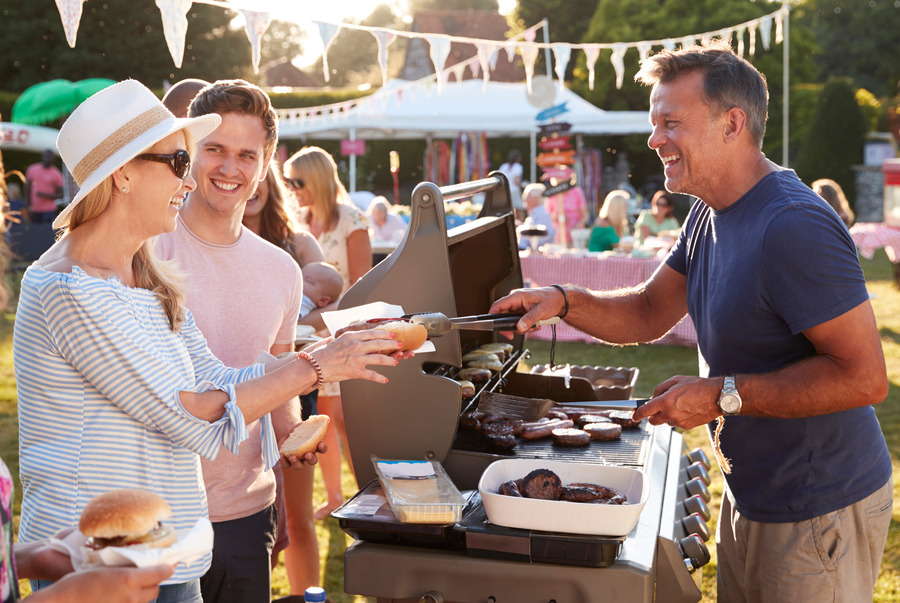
left=121, top=188, right=128, bottom=193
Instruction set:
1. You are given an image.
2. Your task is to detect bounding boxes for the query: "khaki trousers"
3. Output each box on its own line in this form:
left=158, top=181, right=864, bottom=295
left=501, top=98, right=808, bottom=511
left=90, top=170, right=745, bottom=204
left=716, top=478, right=892, bottom=603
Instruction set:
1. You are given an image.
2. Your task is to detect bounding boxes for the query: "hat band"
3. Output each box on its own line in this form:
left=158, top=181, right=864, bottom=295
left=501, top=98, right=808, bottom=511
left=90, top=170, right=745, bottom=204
left=71, top=105, right=172, bottom=185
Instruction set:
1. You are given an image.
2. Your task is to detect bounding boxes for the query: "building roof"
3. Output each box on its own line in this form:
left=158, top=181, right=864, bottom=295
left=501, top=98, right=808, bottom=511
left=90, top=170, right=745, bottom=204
left=399, top=10, right=526, bottom=83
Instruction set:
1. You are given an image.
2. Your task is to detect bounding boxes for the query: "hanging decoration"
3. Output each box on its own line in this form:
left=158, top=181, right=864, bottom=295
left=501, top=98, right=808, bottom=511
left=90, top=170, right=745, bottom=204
left=240, top=9, right=271, bottom=74
left=55, top=0, right=85, bottom=48
left=53, top=0, right=786, bottom=96
left=155, top=0, right=193, bottom=69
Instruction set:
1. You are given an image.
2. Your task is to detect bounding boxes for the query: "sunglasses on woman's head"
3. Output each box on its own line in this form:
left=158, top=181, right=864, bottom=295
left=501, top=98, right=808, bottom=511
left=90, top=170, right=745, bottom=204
left=136, top=149, right=191, bottom=179
left=286, top=177, right=305, bottom=190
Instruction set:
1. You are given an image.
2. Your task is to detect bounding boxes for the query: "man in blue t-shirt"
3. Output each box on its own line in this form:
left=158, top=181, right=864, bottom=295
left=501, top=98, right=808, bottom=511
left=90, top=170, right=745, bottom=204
left=491, top=43, right=891, bottom=603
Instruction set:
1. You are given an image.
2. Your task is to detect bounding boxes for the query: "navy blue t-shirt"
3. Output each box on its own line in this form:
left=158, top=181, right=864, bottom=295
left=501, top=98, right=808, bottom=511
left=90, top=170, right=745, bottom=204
left=666, top=169, right=891, bottom=522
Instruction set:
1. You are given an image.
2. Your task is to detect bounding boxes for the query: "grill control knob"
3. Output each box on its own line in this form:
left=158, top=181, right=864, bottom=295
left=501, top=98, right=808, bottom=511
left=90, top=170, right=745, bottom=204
left=686, top=448, right=711, bottom=470
left=685, top=477, right=711, bottom=502
left=686, top=461, right=711, bottom=485
left=684, top=495, right=711, bottom=521
left=419, top=593, right=444, bottom=603
left=679, top=534, right=711, bottom=571
left=682, top=513, right=711, bottom=542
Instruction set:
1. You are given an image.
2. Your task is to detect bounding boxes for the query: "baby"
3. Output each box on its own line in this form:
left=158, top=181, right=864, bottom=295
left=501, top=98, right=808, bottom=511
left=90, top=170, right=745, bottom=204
left=300, top=261, right=344, bottom=318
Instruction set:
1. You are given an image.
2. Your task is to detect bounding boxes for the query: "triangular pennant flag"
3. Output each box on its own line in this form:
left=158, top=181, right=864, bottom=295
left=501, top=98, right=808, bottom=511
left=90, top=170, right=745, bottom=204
left=775, top=10, right=784, bottom=45
left=372, top=30, right=396, bottom=88
left=55, top=0, right=85, bottom=48
left=155, top=0, right=192, bottom=68
left=552, top=45, right=571, bottom=91
left=476, top=43, right=493, bottom=92
left=521, top=44, right=539, bottom=93
left=426, top=35, right=452, bottom=92
left=584, top=46, right=601, bottom=91
left=504, top=43, right=517, bottom=63
left=610, top=44, right=627, bottom=90
left=316, top=22, right=340, bottom=82
left=736, top=26, right=746, bottom=57
left=524, top=28, right=537, bottom=43
left=759, top=15, right=773, bottom=50
left=489, top=45, right=501, bottom=70
left=468, top=57, right=481, bottom=78
left=637, top=41, right=652, bottom=62
left=748, top=22, right=758, bottom=56
left=450, top=62, right=466, bottom=82
left=240, top=9, right=271, bottom=74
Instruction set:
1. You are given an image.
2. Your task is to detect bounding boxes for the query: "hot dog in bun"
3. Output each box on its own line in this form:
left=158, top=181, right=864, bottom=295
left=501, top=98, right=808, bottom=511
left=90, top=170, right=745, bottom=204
left=80, top=489, right=176, bottom=563
left=335, top=318, right=428, bottom=352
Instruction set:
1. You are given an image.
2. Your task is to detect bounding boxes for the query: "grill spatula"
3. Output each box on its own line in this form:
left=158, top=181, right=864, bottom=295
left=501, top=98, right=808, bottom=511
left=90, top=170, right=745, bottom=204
left=476, top=391, right=649, bottom=421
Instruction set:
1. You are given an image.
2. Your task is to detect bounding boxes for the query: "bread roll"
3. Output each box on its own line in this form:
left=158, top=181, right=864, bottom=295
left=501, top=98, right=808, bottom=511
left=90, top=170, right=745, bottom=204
left=280, top=415, right=330, bottom=457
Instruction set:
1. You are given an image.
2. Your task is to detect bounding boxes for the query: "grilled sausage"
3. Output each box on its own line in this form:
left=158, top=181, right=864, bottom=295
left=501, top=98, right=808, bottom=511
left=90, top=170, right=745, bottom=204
left=498, top=480, right=523, bottom=497
left=520, top=419, right=574, bottom=440
left=569, top=482, right=628, bottom=504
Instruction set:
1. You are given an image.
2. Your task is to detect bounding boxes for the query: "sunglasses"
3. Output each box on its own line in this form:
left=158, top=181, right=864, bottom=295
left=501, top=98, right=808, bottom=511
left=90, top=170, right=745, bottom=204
left=136, top=149, right=191, bottom=179
left=286, top=177, right=305, bottom=190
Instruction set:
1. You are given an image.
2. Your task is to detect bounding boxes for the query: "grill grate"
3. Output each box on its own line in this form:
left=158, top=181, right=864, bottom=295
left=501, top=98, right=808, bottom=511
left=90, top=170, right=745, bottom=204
left=452, top=422, right=650, bottom=468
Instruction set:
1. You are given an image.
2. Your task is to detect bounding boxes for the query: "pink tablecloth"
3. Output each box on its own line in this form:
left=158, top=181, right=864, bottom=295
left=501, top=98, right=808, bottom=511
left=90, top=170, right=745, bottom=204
left=849, top=222, right=900, bottom=263
left=520, top=252, right=697, bottom=347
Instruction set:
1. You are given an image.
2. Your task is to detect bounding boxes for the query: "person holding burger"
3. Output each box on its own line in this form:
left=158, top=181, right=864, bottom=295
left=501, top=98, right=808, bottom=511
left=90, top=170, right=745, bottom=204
left=12, top=80, right=408, bottom=602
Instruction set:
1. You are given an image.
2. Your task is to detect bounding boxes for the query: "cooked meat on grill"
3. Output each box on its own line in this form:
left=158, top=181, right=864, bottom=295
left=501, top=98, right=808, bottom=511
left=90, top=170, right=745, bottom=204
left=457, top=379, right=476, bottom=399
left=561, top=484, right=605, bottom=502
left=584, top=422, right=623, bottom=441
left=608, top=411, right=641, bottom=429
left=498, top=480, right=523, bottom=497
left=569, top=483, right=628, bottom=505
left=477, top=343, right=513, bottom=361
left=466, top=357, right=503, bottom=372
left=484, top=432, right=517, bottom=450
left=458, top=368, right=492, bottom=383
left=551, top=427, right=591, bottom=447
left=520, top=468, right=563, bottom=500
left=462, top=351, right=500, bottom=364
left=576, top=414, right=613, bottom=427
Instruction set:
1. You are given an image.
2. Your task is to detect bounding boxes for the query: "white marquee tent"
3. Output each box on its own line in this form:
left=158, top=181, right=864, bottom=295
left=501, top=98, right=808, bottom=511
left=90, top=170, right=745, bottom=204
left=278, top=79, right=651, bottom=141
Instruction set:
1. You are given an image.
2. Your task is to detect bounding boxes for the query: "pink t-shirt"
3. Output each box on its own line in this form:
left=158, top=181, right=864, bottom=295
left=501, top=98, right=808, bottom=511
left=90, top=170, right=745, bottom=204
left=25, top=163, right=64, bottom=213
left=156, top=215, right=303, bottom=521
left=545, top=186, right=586, bottom=243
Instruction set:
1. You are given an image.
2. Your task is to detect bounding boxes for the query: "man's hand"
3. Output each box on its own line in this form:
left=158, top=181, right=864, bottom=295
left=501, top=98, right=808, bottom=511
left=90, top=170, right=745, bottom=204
left=489, top=286, right=566, bottom=335
left=631, top=375, right=723, bottom=430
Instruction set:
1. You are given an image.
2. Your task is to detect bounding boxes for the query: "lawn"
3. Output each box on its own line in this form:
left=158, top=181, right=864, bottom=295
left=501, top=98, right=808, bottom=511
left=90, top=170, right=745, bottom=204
left=6, top=250, right=900, bottom=601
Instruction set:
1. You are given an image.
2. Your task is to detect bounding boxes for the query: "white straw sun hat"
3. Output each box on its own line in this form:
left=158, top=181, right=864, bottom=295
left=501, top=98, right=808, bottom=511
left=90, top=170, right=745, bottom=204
left=53, top=79, right=221, bottom=230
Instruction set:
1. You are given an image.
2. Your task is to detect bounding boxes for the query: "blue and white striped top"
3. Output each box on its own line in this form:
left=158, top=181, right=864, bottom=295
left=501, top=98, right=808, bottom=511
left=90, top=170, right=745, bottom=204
left=13, top=266, right=264, bottom=583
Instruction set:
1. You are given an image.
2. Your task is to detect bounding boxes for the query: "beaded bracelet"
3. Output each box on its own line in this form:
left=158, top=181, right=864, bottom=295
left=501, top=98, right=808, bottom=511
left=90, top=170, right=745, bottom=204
left=550, top=284, right=569, bottom=319
left=296, top=351, right=325, bottom=390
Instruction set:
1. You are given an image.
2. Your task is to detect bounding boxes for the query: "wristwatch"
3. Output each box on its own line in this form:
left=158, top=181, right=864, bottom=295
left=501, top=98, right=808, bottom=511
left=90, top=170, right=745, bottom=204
left=717, top=376, right=742, bottom=416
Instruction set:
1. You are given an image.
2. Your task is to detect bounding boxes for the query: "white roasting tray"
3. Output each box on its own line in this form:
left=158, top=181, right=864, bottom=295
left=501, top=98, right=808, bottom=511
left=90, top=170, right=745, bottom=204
left=478, top=459, right=648, bottom=536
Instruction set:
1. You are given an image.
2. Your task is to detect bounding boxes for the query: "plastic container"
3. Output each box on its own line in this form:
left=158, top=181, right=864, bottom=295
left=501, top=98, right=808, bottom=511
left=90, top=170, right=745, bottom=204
left=478, top=459, right=648, bottom=536
left=372, top=457, right=466, bottom=524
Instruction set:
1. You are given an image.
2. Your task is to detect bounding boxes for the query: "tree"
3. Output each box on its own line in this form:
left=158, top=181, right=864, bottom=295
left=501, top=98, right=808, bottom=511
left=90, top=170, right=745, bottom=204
left=259, top=19, right=307, bottom=73
left=0, top=0, right=253, bottom=92
left=794, top=78, right=866, bottom=205
left=795, top=0, right=900, bottom=97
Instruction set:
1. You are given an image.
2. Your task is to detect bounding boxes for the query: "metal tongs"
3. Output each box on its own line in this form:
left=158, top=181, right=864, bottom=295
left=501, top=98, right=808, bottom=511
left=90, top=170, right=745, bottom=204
left=406, top=312, right=560, bottom=338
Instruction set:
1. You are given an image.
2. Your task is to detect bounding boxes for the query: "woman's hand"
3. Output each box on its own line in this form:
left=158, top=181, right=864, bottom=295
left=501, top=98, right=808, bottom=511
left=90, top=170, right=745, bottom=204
left=28, top=564, right=174, bottom=603
left=310, top=329, right=404, bottom=385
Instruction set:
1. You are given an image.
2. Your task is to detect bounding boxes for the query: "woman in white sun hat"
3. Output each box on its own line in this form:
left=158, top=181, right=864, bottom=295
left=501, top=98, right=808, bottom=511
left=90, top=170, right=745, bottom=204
left=12, top=80, right=405, bottom=603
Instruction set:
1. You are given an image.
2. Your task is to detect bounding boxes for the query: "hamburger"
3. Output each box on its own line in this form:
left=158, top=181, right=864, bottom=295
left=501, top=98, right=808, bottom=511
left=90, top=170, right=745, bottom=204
left=280, top=414, right=330, bottom=457
left=80, top=489, right=176, bottom=562
left=335, top=318, right=428, bottom=352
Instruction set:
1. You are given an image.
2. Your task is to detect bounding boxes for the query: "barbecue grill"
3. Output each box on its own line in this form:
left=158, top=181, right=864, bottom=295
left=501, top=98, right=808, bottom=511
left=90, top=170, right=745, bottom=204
left=336, top=173, right=712, bottom=602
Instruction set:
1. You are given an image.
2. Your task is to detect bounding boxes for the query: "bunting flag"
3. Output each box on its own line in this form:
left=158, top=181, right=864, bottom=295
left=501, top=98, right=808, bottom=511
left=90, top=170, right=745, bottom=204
left=240, top=9, right=271, bottom=74
left=53, top=0, right=787, bottom=111
left=55, top=0, right=85, bottom=48
left=155, top=0, right=192, bottom=68
left=584, top=46, right=601, bottom=91
left=372, top=30, right=397, bottom=88
left=427, top=35, right=452, bottom=92
left=316, top=21, right=340, bottom=83
left=552, top=45, right=571, bottom=92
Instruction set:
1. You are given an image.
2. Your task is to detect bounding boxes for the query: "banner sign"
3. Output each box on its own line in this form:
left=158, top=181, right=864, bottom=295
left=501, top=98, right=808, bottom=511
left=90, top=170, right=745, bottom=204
left=543, top=179, right=575, bottom=197
left=535, top=149, right=576, bottom=167
left=340, top=139, right=366, bottom=156
left=535, top=102, right=570, bottom=122
left=537, top=122, right=572, bottom=135
left=538, top=135, right=572, bottom=151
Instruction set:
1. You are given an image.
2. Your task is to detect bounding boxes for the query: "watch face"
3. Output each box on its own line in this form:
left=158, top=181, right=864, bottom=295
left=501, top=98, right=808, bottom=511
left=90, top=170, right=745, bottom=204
left=720, top=393, right=741, bottom=414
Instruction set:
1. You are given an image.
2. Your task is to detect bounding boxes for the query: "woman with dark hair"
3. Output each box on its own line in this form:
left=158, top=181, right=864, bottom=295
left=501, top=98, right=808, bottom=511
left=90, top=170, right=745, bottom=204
left=634, top=189, right=680, bottom=244
left=811, top=178, right=854, bottom=228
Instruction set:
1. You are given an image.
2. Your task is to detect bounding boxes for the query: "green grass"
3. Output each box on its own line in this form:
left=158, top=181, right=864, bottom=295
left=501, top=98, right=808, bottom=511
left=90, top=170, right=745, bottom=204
left=7, top=250, right=900, bottom=601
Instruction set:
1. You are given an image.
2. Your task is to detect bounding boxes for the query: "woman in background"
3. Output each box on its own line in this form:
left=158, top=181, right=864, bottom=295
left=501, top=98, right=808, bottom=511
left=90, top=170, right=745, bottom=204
left=589, top=190, right=631, bottom=252
left=241, top=161, right=324, bottom=591
left=812, top=178, right=855, bottom=228
left=634, top=190, right=680, bottom=245
left=284, top=147, right=371, bottom=558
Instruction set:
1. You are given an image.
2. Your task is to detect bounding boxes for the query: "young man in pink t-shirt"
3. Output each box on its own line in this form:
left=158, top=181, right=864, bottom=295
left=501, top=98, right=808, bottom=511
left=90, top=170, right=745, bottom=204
left=24, top=149, right=64, bottom=223
left=156, top=80, right=313, bottom=603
